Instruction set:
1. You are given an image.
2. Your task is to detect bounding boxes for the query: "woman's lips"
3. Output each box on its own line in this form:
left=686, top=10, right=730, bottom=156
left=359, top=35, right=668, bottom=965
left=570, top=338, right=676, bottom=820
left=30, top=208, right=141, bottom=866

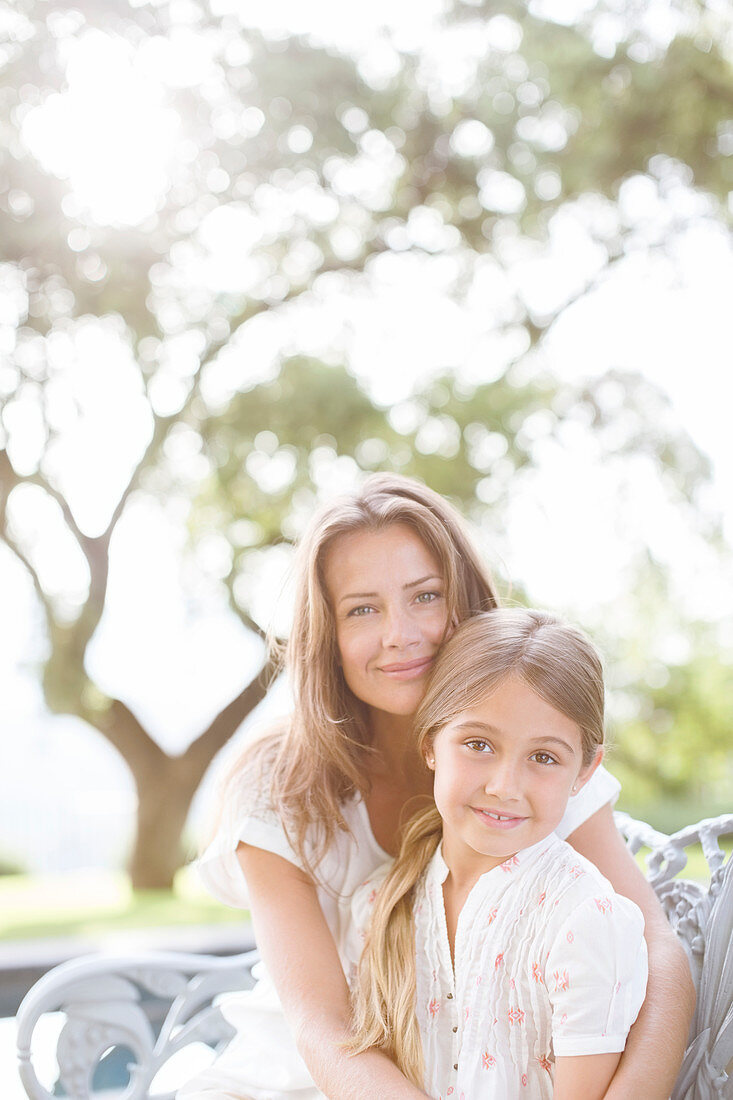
left=472, top=807, right=527, bottom=830
left=378, top=656, right=434, bottom=680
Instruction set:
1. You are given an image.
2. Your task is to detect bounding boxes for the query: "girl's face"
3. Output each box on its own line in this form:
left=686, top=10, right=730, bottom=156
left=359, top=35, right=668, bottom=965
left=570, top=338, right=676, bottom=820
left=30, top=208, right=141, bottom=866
left=324, top=523, right=451, bottom=719
left=426, top=677, right=602, bottom=881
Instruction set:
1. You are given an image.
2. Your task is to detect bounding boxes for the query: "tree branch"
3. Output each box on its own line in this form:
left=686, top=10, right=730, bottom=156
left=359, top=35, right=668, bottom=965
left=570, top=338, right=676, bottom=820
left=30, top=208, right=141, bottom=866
left=184, top=652, right=280, bottom=774
left=82, top=695, right=168, bottom=776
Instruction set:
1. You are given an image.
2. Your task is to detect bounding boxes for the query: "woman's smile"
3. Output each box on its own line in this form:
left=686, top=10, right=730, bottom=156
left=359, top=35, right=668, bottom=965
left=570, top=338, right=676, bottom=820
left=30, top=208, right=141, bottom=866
left=378, top=655, right=436, bottom=679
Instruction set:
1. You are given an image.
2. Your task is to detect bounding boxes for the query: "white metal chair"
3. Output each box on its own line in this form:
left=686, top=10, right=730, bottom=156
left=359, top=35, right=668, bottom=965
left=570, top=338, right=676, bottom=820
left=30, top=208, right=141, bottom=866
left=15, top=813, right=733, bottom=1100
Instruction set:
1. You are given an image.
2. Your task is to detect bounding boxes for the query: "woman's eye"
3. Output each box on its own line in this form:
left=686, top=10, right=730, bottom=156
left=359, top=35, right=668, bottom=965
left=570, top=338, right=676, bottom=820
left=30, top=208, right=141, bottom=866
left=415, top=590, right=441, bottom=604
left=532, top=751, right=557, bottom=766
left=347, top=605, right=374, bottom=617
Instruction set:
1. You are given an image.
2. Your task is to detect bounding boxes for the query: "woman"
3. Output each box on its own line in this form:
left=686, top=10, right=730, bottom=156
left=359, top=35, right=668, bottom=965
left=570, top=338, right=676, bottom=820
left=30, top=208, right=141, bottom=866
left=179, top=474, right=693, bottom=1100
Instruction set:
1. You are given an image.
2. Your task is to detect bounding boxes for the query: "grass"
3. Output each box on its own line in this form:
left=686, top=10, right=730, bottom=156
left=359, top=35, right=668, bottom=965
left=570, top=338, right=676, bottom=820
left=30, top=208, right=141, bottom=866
left=1, top=820, right=730, bottom=944
left=0, top=866, right=248, bottom=943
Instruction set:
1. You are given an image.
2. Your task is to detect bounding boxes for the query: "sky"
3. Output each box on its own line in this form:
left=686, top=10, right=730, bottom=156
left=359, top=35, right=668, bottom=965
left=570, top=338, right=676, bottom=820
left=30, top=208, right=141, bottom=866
left=1, top=0, right=732, bottom=872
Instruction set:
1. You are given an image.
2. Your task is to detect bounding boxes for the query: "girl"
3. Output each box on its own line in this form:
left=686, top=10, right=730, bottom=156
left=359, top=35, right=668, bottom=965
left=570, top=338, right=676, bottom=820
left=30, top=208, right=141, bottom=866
left=349, top=609, right=648, bottom=1100
left=179, top=474, right=692, bottom=1100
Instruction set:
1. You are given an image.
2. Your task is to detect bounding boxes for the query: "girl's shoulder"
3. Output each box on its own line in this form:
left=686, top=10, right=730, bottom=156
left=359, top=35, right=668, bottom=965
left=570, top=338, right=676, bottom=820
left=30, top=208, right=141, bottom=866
left=540, top=837, right=645, bottom=935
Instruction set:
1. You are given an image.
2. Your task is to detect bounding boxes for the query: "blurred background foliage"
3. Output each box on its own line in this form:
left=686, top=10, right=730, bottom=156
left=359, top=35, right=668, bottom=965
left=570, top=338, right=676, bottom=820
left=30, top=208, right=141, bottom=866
left=0, top=0, right=731, bottom=889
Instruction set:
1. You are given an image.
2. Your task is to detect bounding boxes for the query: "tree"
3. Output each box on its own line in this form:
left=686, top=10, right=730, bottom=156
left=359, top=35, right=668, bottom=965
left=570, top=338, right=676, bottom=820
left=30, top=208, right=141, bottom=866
left=1, top=0, right=731, bottom=885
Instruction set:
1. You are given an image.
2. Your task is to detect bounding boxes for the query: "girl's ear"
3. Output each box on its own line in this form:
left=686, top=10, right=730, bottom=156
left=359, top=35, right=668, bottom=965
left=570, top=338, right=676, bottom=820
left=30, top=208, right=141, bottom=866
left=424, top=751, right=436, bottom=771
left=571, top=747, right=604, bottom=796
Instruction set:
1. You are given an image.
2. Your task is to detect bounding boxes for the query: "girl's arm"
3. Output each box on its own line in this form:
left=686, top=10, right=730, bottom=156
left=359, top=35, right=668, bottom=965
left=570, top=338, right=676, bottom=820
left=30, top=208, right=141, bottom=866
left=567, top=804, right=696, bottom=1100
left=237, top=843, right=431, bottom=1100
left=553, top=1054, right=621, bottom=1100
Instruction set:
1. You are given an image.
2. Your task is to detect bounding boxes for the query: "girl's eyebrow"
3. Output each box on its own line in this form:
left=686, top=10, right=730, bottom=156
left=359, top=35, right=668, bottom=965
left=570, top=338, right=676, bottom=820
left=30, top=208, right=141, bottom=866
left=338, top=575, right=442, bottom=604
left=530, top=736, right=577, bottom=755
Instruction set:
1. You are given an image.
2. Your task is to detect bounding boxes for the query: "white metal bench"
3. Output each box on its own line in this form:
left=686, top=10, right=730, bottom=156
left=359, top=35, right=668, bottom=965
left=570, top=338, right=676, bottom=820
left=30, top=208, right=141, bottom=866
left=15, top=813, right=733, bottom=1100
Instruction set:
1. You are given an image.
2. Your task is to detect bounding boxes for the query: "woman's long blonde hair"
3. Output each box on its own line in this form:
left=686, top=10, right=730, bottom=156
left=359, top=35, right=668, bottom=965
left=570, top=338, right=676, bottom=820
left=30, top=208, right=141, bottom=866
left=217, top=473, right=500, bottom=875
left=349, top=609, right=606, bottom=1085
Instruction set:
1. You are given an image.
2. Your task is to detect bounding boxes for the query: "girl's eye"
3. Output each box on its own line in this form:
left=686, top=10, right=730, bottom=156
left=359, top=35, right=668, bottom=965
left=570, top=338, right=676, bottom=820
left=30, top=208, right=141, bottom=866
left=347, top=605, right=374, bottom=617
left=531, top=751, right=558, bottom=766
left=415, top=590, right=441, bottom=605
left=466, top=739, right=492, bottom=753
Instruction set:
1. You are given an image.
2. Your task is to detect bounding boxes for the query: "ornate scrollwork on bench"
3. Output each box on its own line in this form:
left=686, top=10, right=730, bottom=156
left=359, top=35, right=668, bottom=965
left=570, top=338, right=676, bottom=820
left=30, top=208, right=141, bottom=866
left=16, top=949, right=259, bottom=1100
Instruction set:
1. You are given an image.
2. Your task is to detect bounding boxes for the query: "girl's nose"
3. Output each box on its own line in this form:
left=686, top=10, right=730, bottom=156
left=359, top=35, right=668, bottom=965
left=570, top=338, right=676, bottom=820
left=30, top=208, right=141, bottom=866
left=484, top=760, right=521, bottom=800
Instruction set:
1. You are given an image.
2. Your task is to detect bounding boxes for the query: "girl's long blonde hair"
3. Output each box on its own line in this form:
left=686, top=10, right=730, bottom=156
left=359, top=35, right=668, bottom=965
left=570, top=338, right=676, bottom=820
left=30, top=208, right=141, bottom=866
left=349, top=609, right=606, bottom=1085
left=217, top=473, right=499, bottom=875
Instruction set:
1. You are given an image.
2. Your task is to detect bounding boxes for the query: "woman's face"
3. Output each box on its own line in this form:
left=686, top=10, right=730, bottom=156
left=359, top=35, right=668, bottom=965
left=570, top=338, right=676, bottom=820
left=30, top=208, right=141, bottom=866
left=324, top=523, right=451, bottom=718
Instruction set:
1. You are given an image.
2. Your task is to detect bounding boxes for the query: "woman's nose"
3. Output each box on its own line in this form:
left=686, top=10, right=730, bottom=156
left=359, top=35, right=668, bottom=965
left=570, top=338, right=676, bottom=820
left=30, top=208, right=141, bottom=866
left=382, top=606, right=419, bottom=648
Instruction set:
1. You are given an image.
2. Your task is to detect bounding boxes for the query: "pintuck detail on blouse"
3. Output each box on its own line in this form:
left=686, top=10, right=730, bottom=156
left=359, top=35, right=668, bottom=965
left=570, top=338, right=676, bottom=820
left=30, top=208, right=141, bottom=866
left=353, top=832, right=648, bottom=1100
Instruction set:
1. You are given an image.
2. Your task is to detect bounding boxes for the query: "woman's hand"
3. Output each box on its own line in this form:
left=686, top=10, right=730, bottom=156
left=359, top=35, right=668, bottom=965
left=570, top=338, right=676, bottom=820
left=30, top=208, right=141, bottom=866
left=238, top=843, right=431, bottom=1100
left=567, top=804, right=696, bottom=1100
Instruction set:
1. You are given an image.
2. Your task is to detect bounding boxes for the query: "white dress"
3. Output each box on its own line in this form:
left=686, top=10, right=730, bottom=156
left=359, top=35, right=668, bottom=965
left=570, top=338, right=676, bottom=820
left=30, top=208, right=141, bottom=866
left=177, top=752, right=621, bottom=1100
left=351, top=834, right=647, bottom=1100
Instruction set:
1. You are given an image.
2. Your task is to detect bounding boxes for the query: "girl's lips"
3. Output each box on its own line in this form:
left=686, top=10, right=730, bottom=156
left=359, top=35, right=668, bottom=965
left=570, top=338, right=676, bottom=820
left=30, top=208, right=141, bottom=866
left=378, top=656, right=434, bottom=680
left=472, top=807, right=527, bottom=830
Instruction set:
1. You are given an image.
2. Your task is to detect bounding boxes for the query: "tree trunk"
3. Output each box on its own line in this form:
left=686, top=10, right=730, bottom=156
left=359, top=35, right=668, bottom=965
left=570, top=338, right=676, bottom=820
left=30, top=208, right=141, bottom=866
left=128, top=755, right=205, bottom=890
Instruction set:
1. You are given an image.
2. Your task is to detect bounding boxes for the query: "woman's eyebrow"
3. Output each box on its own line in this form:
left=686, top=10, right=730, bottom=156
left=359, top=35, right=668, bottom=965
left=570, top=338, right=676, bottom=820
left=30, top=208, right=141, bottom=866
left=404, top=574, right=442, bottom=589
left=338, top=575, right=442, bottom=604
left=338, top=591, right=377, bottom=603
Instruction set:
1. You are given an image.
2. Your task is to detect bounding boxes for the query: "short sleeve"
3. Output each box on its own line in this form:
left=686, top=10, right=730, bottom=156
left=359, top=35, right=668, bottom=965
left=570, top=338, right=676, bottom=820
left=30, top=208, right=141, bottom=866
left=196, top=742, right=303, bottom=909
left=547, top=892, right=648, bottom=1056
left=555, top=764, right=621, bottom=839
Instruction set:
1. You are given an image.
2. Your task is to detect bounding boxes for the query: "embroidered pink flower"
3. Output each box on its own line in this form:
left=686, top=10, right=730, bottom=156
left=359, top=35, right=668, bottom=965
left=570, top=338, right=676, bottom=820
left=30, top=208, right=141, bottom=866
left=428, top=998, right=441, bottom=1017
left=553, top=969, right=570, bottom=992
left=508, top=1006, right=525, bottom=1025
left=501, top=855, right=520, bottom=872
left=482, top=1051, right=497, bottom=1069
left=538, top=1055, right=552, bottom=1073
left=566, top=930, right=574, bottom=943
left=509, top=978, right=515, bottom=989
left=595, top=896, right=613, bottom=915
left=487, top=907, right=498, bottom=924
left=521, top=1073, right=528, bottom=1086
left=495, top=952, right=504, bottom=969
left=569, top=864, right=584, bottom=880
left=532, top=962, right=544, bottom=984
left=367, top=889, right=377, bottom=904
left=538, top=891, right=546, bottom=907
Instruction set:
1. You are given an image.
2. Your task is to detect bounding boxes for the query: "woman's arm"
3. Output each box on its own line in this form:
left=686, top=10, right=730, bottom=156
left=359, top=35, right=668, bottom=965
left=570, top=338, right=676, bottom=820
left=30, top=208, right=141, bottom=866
left=567, top=804, right=695, bottom=1100
left=554, top=1053, right=621, bottom=1100
left=237, top=843, right=430, bottom=1100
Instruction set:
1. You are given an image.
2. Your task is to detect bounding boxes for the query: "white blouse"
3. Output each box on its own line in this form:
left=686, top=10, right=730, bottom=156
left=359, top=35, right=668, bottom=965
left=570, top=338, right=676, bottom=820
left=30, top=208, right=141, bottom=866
left=186, top=752, right=621, bottom=1099
left=352, top=832, right=648, bottom=1100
